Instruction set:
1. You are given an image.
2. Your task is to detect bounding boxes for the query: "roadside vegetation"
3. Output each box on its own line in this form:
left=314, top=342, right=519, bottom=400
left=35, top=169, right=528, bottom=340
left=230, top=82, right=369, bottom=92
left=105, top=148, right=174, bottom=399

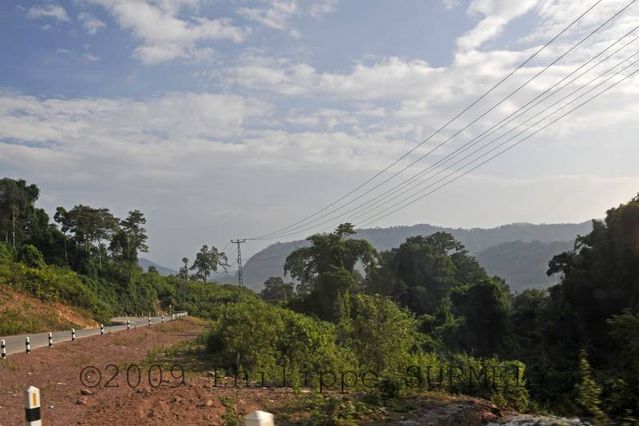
left=1, top=177, right=638, bottom=424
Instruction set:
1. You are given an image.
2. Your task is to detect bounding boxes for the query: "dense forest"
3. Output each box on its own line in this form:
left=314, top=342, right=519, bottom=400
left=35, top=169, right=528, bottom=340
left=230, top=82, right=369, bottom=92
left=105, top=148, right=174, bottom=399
left=248, top=196, right=639, bottom=422
left=0, top=177, right=242, bottom=328
left=1, top=177, right=638, bottom=423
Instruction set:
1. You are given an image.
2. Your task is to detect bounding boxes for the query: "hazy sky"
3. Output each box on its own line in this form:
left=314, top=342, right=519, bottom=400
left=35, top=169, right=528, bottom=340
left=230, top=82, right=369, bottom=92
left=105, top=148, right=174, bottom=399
left=1, top=0, right=638, bottom=268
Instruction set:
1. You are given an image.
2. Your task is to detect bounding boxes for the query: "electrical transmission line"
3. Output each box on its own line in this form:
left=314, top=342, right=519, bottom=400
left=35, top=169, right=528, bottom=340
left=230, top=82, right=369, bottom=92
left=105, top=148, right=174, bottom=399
left=249, top=1, right=639, bottom=239
left=358, top=60, right=639, bottom=228
left=324, top=39, right=639, bottom=230
left=247, top=0, right=609, bottom=241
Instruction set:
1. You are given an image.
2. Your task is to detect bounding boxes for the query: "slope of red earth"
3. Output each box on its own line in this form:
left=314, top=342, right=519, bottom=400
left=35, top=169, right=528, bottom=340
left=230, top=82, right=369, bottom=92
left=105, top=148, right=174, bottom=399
left=0, top=286, right=98, bottom=335
left=0, top=316, right=581, bottom=425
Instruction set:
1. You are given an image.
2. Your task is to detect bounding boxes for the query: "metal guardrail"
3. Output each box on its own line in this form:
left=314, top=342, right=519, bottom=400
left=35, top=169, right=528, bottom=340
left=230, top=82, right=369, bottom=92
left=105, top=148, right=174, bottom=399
left=0, top=312, right=189, bottom=358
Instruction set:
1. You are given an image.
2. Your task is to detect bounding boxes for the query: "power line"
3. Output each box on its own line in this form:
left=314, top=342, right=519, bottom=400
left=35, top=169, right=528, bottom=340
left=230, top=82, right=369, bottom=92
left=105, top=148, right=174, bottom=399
left=247, top=0, right=607, bottom=241
left=259, top=23, right=639, bottom=239
left=358, top=61, right=639, bottom=228
left=337, top=44, right=639, bottom=228
left=248, top=0, right=639, bottom=239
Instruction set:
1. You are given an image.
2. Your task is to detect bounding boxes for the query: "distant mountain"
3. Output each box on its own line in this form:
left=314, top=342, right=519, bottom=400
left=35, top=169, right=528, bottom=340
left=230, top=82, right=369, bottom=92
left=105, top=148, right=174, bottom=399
left=138, top=258, right=178, bottom=276
left=243, top=221, right=592, bottom=292
left=475, top=240, right=575, bottom=291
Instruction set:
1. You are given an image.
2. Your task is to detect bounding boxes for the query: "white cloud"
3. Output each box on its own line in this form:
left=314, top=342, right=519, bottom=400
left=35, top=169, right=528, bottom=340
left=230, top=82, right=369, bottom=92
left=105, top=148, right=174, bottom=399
left=238, top=0, right=338, bottom=36
left=309, top=0, right=338, bottom=18
left=7, top=0, right=639, bottom=264
left=82, top=52, right=101, bottom=62
left=528, top=0, right=637, bottom=41
left=89, top=0, right=246, bottom=64
left=442, top=0, right=460, bottom=10
left=456, top=0, right=538, bottom=51
left=78, top=12, right=107, bottom=35
left=26, top=3, right=70, bottom=22
left=223, top=52, right=531, bottom=104
left=0, top=91, right=270, bottom=146
left=239, top=1, right=298, bottom=31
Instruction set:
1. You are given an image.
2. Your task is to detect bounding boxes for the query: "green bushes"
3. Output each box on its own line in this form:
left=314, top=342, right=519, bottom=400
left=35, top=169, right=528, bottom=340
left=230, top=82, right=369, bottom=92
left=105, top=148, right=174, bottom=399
left=341, top=294, right=423, bottom=374
left=204, top=294, right=529, bottom=409
left=206, top=299, right=354, bottom=386
left=0, top=261, right=112, bottom=323
left=19, top=244, right=45, bottom=268
left=0, top=241, right=15, bottom=264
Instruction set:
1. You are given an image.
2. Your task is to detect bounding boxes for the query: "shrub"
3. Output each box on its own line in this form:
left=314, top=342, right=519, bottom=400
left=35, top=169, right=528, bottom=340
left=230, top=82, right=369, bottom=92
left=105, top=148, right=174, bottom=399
left=19, top=244, right=45, bottom=268
left=206, top=299, right=356, bottom=387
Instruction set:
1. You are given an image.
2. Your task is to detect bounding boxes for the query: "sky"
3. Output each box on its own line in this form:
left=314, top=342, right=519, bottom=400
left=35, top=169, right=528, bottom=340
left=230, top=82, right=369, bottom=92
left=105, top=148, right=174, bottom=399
left=1, top=0, right=638, bottom=268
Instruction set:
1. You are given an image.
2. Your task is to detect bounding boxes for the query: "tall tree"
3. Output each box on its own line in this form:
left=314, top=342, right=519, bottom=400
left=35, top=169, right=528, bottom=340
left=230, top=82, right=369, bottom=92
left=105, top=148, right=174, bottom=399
left=260, top=276, right=295, bottom=303
left=190, top=245, right=228, bottom=282
left=110, top=210, right=149, bottom=263
left=367, top=232, right=488, bottom=316
left=449, top=279, right=511, bottom=356
left=0, top=178, right=39, bottom=248
left=54, top=205, right=119, bottom=270
left=284, top=223, right=378, bottom=321
left=546, top=194, right=639, bottom=363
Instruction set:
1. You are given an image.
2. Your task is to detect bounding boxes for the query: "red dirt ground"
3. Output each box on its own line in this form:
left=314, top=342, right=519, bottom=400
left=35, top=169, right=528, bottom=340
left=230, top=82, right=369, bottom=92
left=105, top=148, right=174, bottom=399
left=0, top=317, right=517, bottom=425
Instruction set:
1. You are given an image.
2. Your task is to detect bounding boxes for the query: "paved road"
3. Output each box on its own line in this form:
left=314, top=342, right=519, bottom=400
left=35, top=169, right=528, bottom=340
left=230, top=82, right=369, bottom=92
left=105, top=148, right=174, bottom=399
left=0, top=313, right=187, bottom=357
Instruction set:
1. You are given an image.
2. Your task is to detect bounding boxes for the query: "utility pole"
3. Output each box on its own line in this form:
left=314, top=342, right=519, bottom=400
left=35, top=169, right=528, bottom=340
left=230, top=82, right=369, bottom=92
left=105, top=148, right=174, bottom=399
left=181, top=257, right=189, bottom=303
left=231, top=239, right=246, bottom=287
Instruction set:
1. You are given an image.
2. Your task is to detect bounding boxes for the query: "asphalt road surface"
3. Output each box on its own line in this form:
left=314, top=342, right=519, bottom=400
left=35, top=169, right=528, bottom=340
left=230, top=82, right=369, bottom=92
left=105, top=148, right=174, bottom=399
left=0, top=313, right=187, bottom=357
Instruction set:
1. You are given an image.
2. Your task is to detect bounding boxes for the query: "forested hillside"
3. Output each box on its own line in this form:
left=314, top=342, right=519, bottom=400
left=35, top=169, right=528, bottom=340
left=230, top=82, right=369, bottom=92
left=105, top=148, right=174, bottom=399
left=3, top=176, right=638, bottom=423
left=243, top=222, right=592, bottom=291
left=0, top=177, right=245, bottom=334
left=240, top=196, right=639, bottom=422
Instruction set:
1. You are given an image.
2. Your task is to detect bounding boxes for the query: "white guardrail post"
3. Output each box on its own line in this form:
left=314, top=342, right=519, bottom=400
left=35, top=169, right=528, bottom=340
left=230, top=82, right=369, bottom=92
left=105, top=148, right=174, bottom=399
left=1, top=339, right=6, bottom=359
left=25, top=386, right=42, bottom=425
left=25, top=337, right=31, bottom=354
left=48, top=333, right=53, bottom=348
left=245, top=410, right=274, bottom=426
left=71, top=328, right=76, bottom=342
left=100, top=324, right=104, bottom=335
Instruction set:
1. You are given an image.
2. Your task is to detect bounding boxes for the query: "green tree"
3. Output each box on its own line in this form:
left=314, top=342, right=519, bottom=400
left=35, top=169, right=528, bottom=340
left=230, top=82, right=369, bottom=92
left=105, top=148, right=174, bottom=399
left=575, top=350, right=607, bottom=423
left=260, top=276, right=294, bottom=303
left=190, top=245, right=229, bottom=282
left=0, top=178, right=38, bottom=248
left=54, top=205, right=119, bottom=271
left=545, top=195, right=639, bottom=376
left=284, top=223, right=377, bottom=321
left=110, top=210, right=149, bottom=263
left=341, top=294, right=423, bottom=373
left=449, top=279, right=511, bottom=356
left=367, top=232, right=489, bottom=316
left=0, top=179, right=64, bottom=265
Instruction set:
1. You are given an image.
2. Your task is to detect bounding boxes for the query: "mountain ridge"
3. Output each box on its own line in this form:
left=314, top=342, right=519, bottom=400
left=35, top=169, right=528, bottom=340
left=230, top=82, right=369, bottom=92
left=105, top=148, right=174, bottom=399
left=243, top=221, right=593, bottom=291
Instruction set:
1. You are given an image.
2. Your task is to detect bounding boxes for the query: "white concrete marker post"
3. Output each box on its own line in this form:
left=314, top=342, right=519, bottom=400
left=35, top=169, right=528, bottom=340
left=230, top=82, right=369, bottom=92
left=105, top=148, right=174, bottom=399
left=1, top=338, right=6, bottom=359
left=161, top=315, right=164, bottom=323
left=48, top=332, right=53, bottom=348
left=25, top=337, right=31, bottom=354
left=148, top=316, right=151, bottom=326
left=245, top=410, right=274, bottom=426
left=100, top=323, right=104, bottom=335
left=127, top=320, right=131, bottom=330
left=71, top=328, right=76, bottom=342
left=25, top=386, right=42, bottom=425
